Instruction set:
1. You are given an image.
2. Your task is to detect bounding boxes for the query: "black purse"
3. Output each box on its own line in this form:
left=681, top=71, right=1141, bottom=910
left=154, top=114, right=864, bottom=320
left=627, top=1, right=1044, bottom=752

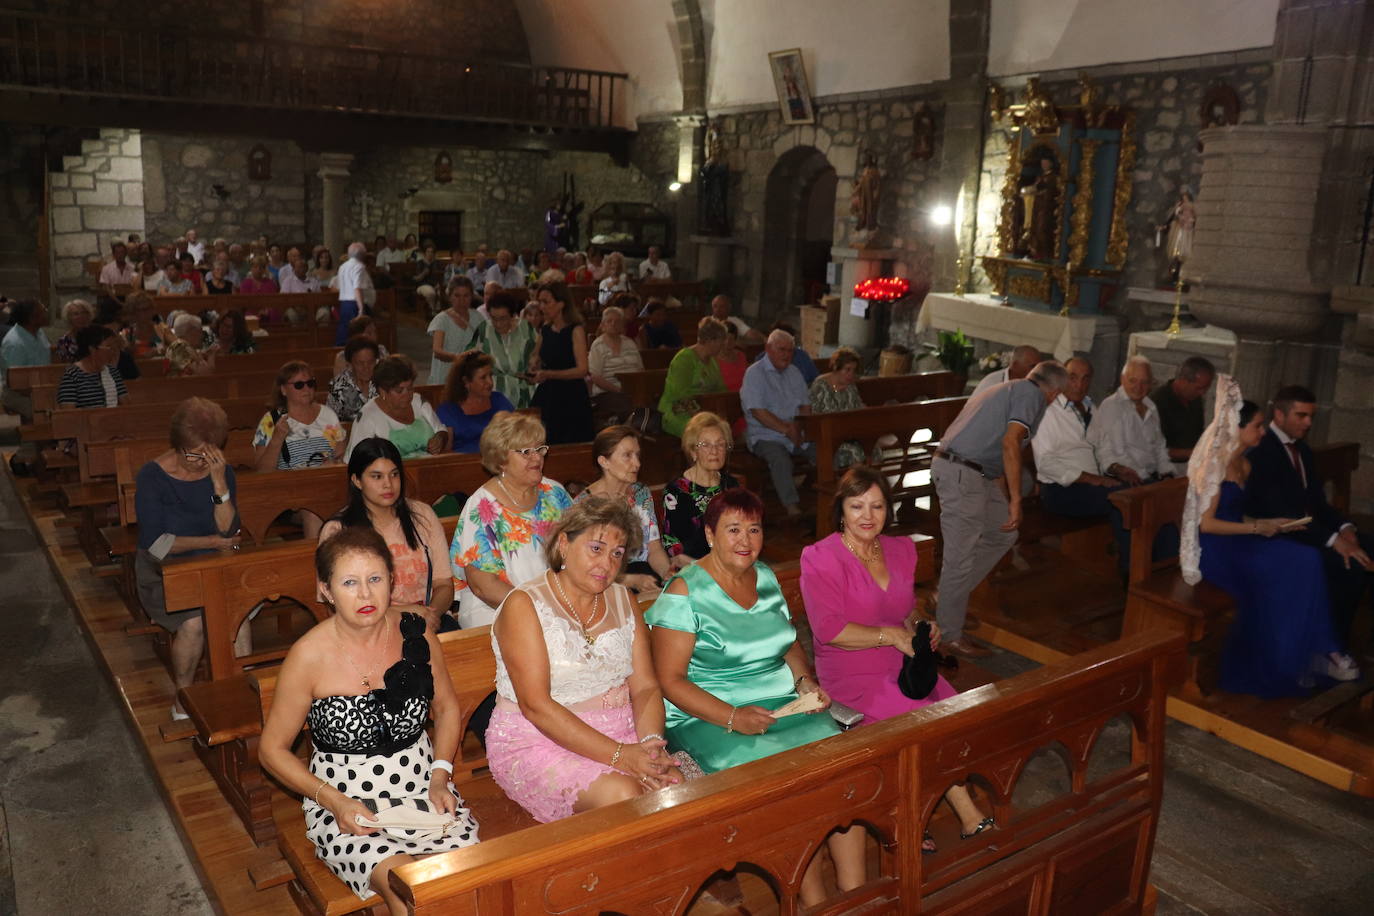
left=898, top=621, right=939, bottom=700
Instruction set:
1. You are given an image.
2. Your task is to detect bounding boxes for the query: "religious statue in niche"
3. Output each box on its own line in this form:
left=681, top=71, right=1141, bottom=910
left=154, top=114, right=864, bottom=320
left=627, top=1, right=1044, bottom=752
left=1200, top=83, right=1241, bottom=130
left=1010, top=146, right=1059, bottom=261
left=247, top=144, right=271, bottom=181
left=1155, top=189, right=1196, bottom=285
left=850, top=150, right=882, bottom=235
left=544, top=197, right=567, bottom=253
left=1021, top=77, right=1060, bottom=136
left=434, top=152, right=453, bottom=184
left=912, top=103, right=936, bottom=160
left=698, top=119, right=730, bottom=235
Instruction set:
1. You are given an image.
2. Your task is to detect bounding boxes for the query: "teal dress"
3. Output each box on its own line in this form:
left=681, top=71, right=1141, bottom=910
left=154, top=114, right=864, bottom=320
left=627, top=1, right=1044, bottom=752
left=645, top=562, right=840, bottom=773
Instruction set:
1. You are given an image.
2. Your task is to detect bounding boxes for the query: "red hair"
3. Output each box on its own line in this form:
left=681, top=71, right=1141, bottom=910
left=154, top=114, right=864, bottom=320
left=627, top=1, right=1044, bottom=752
left=704, top=487, right=765, bottom=530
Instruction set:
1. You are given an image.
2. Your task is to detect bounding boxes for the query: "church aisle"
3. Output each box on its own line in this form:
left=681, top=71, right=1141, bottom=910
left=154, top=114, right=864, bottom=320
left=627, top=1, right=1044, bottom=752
left=0, top=465, right=212, bottom=915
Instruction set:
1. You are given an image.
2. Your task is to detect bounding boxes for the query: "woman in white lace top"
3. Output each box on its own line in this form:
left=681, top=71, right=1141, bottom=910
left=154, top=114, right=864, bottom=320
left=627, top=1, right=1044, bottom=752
left=485, top=496, right=683, bottom=823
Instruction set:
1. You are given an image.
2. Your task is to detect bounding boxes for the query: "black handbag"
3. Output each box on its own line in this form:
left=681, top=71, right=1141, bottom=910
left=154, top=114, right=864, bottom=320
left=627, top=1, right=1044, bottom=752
left=898, top=621, right=939, bottom=700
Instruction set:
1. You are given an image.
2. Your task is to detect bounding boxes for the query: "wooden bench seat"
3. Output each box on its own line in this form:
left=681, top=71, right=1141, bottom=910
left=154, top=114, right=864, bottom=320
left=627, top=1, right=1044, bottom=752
left=383, top=629, right=1183, bottom=915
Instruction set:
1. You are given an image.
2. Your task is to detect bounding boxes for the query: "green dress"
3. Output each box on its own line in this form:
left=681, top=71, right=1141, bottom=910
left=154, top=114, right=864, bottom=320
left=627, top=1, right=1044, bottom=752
left=658, top=347, right=725, bottom=437
left=645, top=562, right=840, bottom=773
left=477, top=320, right=537, bottom=409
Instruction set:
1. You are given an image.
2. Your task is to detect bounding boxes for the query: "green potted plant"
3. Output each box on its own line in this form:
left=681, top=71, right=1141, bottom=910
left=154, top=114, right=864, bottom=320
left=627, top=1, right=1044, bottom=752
left=922, top=329, right=975, bottom=382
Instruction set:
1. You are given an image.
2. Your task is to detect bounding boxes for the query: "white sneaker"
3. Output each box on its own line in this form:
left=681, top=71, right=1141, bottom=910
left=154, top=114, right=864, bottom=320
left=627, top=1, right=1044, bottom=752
left=1326, top=653, right=1361, bottom=682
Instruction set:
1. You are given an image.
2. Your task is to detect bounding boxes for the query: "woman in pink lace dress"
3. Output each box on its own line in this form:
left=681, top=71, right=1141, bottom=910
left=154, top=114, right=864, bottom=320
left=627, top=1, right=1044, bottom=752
left=485, top=496, right=684, bottom=822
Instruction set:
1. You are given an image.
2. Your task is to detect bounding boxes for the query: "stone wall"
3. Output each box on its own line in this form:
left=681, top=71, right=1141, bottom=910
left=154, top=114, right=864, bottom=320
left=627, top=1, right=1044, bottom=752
left=971, top=58, right=1272, bottom=304
left=48, top=129, right=145, bottom=296
left=0, top=123, right=45, bottom=301
left=141, top=134, right=308, bottom=245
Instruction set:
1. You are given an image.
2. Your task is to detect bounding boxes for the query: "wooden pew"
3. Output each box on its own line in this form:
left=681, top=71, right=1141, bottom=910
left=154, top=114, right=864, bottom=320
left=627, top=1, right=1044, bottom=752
left=32, top=363, right=336, bottom=415
left=1109, top=441, right=1359, bottom=699
left=794, top=394, right=970, bottom=537
left=387, top=629, right=1183, bottom=915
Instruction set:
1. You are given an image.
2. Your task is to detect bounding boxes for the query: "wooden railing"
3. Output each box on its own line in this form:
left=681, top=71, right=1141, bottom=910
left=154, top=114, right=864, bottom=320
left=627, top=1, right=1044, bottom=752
left=0, top=11, right=628, bottom=130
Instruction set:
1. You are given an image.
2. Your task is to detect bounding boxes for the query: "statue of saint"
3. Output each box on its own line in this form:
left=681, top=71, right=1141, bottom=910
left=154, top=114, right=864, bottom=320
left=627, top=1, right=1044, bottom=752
left=1017, top=156, right=1059, bottom=261
left=1022, top=77, right=1060, bottom=136
left=698, top=120, right=730, bottom=236
left=1156, top=190, right=1196, bottom=283
left=850, top=150, right=882, bottom=233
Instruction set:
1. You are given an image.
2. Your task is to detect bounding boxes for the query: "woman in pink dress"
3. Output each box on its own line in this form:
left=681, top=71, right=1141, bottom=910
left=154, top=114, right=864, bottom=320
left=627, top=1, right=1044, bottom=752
left=800, top=465, right=993, bottom=851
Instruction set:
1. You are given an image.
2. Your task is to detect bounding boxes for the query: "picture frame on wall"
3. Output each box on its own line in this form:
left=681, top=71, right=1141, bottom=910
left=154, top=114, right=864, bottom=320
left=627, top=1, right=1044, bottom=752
left=769, top=48, right=815, bottom=125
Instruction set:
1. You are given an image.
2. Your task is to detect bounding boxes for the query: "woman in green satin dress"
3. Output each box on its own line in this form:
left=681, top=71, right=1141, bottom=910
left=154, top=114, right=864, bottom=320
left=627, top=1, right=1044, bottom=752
left=647, top=487, right=865, bottom=906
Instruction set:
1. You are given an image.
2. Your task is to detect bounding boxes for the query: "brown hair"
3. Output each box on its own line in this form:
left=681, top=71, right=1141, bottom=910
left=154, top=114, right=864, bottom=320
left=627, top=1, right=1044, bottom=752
left=545, top=495, right=642, bottom=574
left=830, top=346, right=861, bottom=374
left=696, top=316, right=727, bottom=343
left=592, top=425, right=640, bottom=475
left=373, top=354, right=417, bottom=392
left=315, top=525, right=394, bottom=592
left=169, top=397, right=229, bottom=450
left=535, top=279, right=583, bottom=327
left=830, top=465, right=894, bottom=533
left=273, top=359, right=313, bottom=411
left=444, top=350, right=494, bottom=404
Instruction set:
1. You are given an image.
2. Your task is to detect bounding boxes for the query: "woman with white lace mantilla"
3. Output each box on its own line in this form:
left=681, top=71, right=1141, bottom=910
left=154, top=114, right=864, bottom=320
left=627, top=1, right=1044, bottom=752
left=258, top=527, right=478, bottom=914
left=485, top=496, right=684, bottom=823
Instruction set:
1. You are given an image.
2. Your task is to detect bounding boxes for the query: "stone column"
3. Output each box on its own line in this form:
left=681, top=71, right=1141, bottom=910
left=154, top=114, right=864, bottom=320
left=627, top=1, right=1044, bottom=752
left=316, top=153, right=355, bottom=258
left=831, top=246, right=903, bottom=348
left=1184, top=125, right=1329, bottom=399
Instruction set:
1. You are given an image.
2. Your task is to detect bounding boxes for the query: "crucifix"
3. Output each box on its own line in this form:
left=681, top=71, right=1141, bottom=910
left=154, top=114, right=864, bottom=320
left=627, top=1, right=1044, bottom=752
left=357, top=191, right=375, bottom=229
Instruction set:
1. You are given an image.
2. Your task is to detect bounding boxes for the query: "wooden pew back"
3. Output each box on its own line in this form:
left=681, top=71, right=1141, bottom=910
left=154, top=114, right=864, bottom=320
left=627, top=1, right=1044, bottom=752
left=35, top=364, right=335, bottom=415
left=393, top=630, right=1184, bottom=914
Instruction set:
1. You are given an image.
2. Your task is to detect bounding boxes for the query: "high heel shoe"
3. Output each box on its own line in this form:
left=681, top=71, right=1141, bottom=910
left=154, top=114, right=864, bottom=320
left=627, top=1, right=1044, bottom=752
left=960, top=816, right=995, bottom=840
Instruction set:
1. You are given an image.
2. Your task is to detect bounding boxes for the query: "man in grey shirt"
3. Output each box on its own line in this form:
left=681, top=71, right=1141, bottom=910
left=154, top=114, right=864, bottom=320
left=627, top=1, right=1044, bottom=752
left=741, top=329, right=815, bottom=519
left=933, top=361, right=1067, bottom=656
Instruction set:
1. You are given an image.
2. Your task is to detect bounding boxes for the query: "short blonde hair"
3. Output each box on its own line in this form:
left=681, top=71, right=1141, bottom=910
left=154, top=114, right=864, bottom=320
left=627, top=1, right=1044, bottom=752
left=62, top=298, right=93, bottom=323
left=546, top=495, right=642, bottom=574
left=696, top=316, right=727, bottom=343
left=478, top=411, right=547, bottom=475
left=830, top=346, right=861, bottom=374
left=681, top=410, right=733, bottom=461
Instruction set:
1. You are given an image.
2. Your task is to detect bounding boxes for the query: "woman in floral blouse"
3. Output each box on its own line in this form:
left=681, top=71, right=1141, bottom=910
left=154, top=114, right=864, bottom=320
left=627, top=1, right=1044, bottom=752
left=449, top=411, right=572, bottom=628
left=808, top=346, right=867, bottom=469
left=661, top=412, right=739, bottom=570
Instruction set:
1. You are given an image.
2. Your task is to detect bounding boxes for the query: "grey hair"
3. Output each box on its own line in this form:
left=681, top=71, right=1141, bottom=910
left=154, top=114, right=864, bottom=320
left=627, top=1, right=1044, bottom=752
left=347, top=241, right=367, bottom=259
left=172, top=312, right=202, bottom=337
left=600, top=305, right=624, bottom=323
left=766, top=328, right=795, bottom=347
left=1177, top=355, right=1216, bottom=381
left=62, top=298, right=93, bottom=322
left=1011, top=344, right=1042, bottom=365
left=1121, top=354, right=1152, bottom=378
left=1027, top=360, right=1069, bottom=393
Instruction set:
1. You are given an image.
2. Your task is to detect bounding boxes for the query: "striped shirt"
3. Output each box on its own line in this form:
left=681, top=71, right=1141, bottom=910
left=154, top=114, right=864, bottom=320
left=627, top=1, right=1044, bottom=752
left=57, top=364, right=126, bottom=409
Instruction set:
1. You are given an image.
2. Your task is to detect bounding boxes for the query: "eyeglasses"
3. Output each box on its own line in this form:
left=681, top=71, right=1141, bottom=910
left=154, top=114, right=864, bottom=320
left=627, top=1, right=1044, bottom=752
left=289, top=378, right=318, bottom=390
left=694, top=441, right=730, bottom=452
left=512, top=445, right=550, bottom=458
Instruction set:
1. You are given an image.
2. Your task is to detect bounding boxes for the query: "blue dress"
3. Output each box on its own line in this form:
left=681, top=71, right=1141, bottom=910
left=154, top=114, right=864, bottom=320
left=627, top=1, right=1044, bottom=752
left=1199, top=481, right=1338, bottom=697
left=437, top=391, right=515, bottom=454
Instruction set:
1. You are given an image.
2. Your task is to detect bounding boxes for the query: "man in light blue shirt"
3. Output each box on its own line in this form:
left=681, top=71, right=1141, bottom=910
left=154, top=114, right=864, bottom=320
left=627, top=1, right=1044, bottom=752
left=0, top=298, right=52, bottom=422
left=740, top=329, right=815, bottom=518
left=750, top=320, right=819, bottom=384
left=484, top=249, right=524, bottom=289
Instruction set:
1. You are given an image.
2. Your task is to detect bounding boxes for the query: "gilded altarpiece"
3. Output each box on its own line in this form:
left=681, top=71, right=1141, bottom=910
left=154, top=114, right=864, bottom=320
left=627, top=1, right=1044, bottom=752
left=983, top=81, right=1135, bottom=314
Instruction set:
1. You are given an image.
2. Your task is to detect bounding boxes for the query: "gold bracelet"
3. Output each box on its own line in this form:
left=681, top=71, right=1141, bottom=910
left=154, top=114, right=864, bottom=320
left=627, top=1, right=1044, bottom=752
left=312, top=778, right=328, bottom=806
left=877, top=628, right=887, bottom=647
left=609, top=742, right=624, bottom=770
left=725, top=707, right=737, bottom=733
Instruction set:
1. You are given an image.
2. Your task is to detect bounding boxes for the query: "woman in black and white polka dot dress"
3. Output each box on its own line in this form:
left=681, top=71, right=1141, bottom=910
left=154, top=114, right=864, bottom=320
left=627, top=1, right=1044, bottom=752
left=259, top=526, right=479, bottom=913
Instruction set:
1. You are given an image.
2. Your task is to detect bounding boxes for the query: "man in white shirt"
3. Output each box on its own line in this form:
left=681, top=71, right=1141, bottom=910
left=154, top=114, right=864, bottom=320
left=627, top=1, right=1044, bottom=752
left=334, top=241, right=374, bottom=345
left=185, top=228, right=206, bottom=265
left=144, top=246, right=172, bottom=290
left=710, top=294, right=765, bottom=344
left=375, top=236, right=405, bottom=269
left=972, top=344, right=1041, bottom=397
left=98, top=242, right=136, bottom=295
left=278, top=257, right=320, bottom=294
left=1088, top=355, right=1174, bottom=485
left=484, top=249, right=524, bottom=288
left=637, top=245, right=672, bottom=281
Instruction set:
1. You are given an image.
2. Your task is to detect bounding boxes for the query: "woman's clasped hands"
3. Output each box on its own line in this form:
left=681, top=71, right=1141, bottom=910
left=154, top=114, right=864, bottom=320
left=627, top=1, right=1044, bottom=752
left=616, top=736, right=682, bottom=789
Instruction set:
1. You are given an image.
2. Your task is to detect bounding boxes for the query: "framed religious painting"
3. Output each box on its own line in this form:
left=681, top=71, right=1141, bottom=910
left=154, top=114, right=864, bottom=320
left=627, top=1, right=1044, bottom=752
left=769, top=49, right=814, bottom=125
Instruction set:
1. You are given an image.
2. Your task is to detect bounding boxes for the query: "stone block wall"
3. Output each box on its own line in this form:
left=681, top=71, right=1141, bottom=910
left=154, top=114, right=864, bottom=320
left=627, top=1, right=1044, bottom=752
left=0, top=123, right=45, bottom=301
left=48, top=128, right=145, bottom=296
left=141, top=134, right=308, bottom=245
left=971, top=57, right=1272, bottom=302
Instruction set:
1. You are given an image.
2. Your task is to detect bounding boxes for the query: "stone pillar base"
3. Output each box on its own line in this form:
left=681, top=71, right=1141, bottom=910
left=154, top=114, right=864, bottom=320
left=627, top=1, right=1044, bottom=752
left=830, top=246, right=904, bottom=348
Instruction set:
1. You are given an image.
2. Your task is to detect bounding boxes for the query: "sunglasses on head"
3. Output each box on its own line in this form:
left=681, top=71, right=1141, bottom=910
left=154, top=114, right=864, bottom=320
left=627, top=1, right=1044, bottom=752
left=290, top=378, right=318, bottom=390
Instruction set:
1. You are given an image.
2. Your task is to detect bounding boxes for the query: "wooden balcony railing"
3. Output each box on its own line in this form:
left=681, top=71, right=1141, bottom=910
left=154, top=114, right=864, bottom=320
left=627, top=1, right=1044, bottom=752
left=0, top=11, right=627, bottom=130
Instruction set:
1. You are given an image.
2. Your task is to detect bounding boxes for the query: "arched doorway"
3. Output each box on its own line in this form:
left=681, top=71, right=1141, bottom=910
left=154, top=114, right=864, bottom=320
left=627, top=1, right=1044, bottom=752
left=760, top=146, right=837, bottom=314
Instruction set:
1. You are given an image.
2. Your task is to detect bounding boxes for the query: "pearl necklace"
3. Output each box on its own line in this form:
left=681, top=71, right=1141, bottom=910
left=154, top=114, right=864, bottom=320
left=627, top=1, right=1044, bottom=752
left=841, top=531, right=881, bottom=564
left=550, top=571, right=602, bottom=646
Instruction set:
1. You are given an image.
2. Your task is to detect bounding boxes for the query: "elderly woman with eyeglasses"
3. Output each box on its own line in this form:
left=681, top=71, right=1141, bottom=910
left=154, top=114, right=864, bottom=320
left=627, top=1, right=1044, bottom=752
left=344, top=355, right=449, bottom=461
left=134, top=398, right=245, bottom=721
left=449, top=411, right=573, bottom=629
left=54, top=298, right=94, bottom=363
left=660, top=412, right=740, bottom=570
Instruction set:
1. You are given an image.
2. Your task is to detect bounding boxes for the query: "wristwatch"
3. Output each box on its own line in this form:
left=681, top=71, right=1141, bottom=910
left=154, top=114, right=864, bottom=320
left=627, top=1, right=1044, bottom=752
left=211, top=491, right=231, bottom=505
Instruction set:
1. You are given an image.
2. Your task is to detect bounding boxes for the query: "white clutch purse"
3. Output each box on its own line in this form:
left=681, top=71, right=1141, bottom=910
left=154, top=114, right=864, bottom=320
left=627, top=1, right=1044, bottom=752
left=355, top=797, right=463, bottom=843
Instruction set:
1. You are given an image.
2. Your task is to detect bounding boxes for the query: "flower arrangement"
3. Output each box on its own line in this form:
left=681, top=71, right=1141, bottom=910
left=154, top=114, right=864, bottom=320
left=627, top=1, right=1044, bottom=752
left=922, top=329, right=975, bottom=378
left=978, top=351, right=1009, bottom=373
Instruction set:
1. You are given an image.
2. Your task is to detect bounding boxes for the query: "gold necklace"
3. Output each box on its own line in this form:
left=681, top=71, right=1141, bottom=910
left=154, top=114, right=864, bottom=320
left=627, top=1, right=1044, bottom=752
left=841, top=531, right=881, bottom=564
left=333, top=616, right=393, bottom=689
left=550, top=571, right=602, bottom=646
left=495, top=474, right=535, bottom=511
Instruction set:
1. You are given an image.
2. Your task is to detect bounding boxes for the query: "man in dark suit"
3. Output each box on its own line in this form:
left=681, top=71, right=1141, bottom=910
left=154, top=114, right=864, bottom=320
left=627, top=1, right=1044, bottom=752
left=1245, top=386, right=1371, bottom=667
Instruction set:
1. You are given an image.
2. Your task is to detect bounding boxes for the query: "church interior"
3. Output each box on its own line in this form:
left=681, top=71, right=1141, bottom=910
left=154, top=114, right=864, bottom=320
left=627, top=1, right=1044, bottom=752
left=2, top=1, right=1374, bottom=913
